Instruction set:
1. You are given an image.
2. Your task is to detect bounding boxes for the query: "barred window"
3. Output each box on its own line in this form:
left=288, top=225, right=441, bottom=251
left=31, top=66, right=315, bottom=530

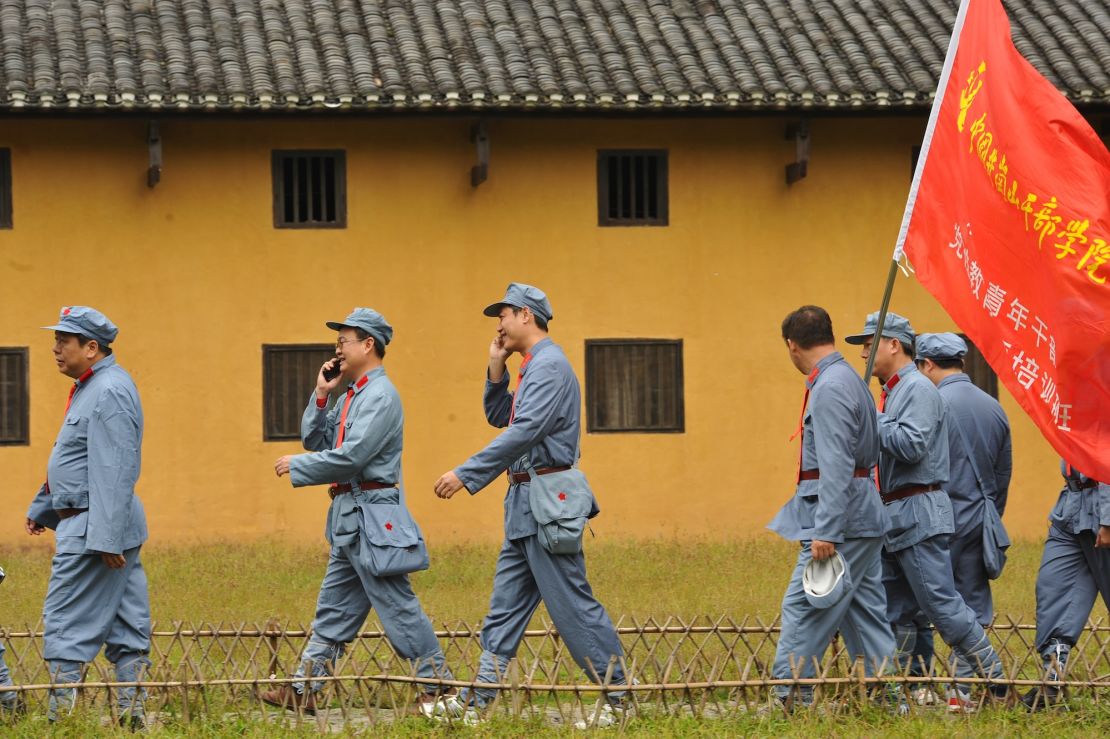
left=958, top=334, right=999, bottom=400
left=263, top=344, right=336, bottom=440
left=0, top=148, right=11, bottom=229
left=597, top=150, right=668, bottom=226
left=0, top=347, right=29, bottom=445
left=272, top=150, right=346, bottom=228
left=585, top=339, right=684, bottom=433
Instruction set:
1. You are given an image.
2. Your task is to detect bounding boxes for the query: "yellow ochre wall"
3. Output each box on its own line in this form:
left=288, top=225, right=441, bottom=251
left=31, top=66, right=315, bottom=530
left=0, top=116, right=1060, bottom=548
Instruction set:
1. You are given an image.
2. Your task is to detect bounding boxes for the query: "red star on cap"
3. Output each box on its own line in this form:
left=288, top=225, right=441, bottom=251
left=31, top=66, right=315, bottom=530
left=385, top=522, right=393, bottom=531
left=558, top=492, right=567, bottom=501
left=63, top=307, right=71, bottom=316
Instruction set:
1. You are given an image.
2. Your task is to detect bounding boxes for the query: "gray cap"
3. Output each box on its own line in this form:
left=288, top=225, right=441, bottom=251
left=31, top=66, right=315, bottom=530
left=915, top=332, right=968, bottom=361
left=802, top=552, right=853, bottom=609
left=42, top=306, right=119, bottom=346
left=843, top=310, right=915, bottom=347
left=483, top=282, right=554, bottom=322
left=326, top=307, right=393, bottom=348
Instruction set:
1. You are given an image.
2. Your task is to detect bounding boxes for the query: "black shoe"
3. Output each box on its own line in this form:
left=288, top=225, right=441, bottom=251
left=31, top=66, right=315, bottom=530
left=1, top=695, right=26, bottom=718
left=1022, top=686, right=1063, bottom=712
left=119, top=713, right=145, bottom=731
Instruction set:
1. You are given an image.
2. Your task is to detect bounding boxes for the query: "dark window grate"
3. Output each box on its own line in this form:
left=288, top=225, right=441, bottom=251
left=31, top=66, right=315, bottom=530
left=0, top=347, right=29, bottom=445
left=263, top=344, right=336, bottom=440
left=0, top=149, right=11, bottom=229
left=958, top=334, right=999, bottom=399
left=585, top=339, right=684, bottom=433
left=272, top=150, right=346, bottom=228
left=597, top=150, right=668, bottom=226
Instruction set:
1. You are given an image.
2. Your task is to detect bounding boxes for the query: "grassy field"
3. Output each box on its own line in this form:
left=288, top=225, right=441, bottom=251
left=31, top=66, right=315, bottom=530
left=4, top=534, right=1107, bottom=737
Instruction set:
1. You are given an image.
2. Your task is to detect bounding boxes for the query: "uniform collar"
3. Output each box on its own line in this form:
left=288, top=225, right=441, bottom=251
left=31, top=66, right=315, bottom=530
left=519, top=337, right=553, bottom=375
left=74, top=354, right=116, bottom=387
left=937, top=373, right=972, bottom=389
left=349, top=366, right=384, bottom=394
left=806, top=351, right=843, bottom=389
left=883, top=362, right=918, bottom=394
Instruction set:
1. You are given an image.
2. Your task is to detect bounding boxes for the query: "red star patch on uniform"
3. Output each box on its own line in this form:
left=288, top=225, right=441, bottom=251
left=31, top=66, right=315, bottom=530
left=558, top=492, right=567, bottom=501
left=385, top=522, right=393, bottom=531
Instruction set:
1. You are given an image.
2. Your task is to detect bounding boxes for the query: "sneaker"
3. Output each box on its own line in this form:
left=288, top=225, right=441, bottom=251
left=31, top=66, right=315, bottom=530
left=756, top=696, right=790, bottom=719
left=947, top=689, right=977, bottom=714
left=416, top=689, right=463, bottom=719
left=574, top=701, right=623, bottom=729
left=912, top=687, right=940, bottom=705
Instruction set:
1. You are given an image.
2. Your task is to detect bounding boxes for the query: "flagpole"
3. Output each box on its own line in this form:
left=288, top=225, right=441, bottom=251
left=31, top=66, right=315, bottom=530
left=863, top=0, right=972, bottom=386
left=862, top=260, right=901, bottom=385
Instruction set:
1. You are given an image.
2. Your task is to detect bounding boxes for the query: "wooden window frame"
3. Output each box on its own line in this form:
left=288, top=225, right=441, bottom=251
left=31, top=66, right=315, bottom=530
left=262, top=343, right=336, bottom=440
left=585, top=338, right=684, bottom=433
left=956, top=333, right=999, bottom=400
left=271, top=150, right=347, bottom=229
left=0, top=347, right=29, bottom=445
left=0, top=148, right=11, bottom=229
left=597, top=149, right=669, bottom=227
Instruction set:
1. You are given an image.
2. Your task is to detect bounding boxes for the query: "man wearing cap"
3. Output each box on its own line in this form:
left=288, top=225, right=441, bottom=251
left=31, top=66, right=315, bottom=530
left=1022, top=463, right=1110, bottom=710
left=766, top=306, right=895, bottom=711
left=433, top=283, right=627, bottom=728
left=846, top=312, right=1009, bottom=711
left=266, top=308, right=457, bottom=718
left=24, top=307, right=150, bottom=726
left=915, top=333, right=1011, bottom=627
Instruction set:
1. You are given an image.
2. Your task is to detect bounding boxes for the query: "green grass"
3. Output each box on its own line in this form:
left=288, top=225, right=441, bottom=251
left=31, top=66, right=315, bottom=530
left=0, top=535, right=1093, bottom=736
left=0, top=534, right=1048, bottom=627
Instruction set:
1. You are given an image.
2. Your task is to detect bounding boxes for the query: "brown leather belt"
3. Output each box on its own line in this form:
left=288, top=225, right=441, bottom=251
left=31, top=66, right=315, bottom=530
left=798, top=468, right=872, bottom=481
left=880, top=484, right=941, bottom=505
left=328, top=481, right=396, bottom=499
left=56, top=508, right=87, bottom=520
left=1074, top=480, right=1099, bottom=491
left=507, top=466, right=571, bottom=485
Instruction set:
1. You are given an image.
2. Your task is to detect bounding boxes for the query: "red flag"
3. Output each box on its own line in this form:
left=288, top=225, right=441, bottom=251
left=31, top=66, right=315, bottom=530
left=897, top=0, right=1110, bottom=482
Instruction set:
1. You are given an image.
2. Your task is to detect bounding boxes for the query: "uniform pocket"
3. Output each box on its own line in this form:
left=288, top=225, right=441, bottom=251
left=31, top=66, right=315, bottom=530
left=56, top=415, right=88, bottom=447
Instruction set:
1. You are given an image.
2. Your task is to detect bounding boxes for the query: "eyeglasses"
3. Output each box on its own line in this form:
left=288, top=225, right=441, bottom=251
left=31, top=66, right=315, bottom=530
left=335, top=337, right=366, bottom=349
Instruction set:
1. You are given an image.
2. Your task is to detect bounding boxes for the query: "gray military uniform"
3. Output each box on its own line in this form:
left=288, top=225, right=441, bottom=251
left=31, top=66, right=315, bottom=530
left=937, top=373, right=1011, bottom=625
left=455, top=337, right=626, bottom=706
left=26, top=351, right=151, bottom=721
left=767, top=352, right=895, bottom=702
left=877, top=364, right=1005, bottom=688
left=287, top=366, right=452, bottom=694
left=1031, top=463, right=1110, bottom=678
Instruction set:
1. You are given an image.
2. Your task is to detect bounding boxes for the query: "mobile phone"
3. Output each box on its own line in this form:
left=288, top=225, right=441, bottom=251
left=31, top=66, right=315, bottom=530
left=323, top=359, right=342, bottom=382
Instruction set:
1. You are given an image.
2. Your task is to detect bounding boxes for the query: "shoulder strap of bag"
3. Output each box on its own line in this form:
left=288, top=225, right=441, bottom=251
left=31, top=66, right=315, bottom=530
left=948, top=402, right=992, bottom=505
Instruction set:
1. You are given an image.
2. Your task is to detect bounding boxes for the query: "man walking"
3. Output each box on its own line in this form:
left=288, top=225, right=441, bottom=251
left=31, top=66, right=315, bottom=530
left=915, top=333, right=1011, bottom=626
left=767, top=306, right=895, bottom=710
left=433, top=283, right=627, bottom=728
left=266, top=308, right=456, bottom=718
left=25, top=307, right=150, bottom=727
left=846, top=311, right=1009, bottom=712
left=1023, top=463, right=1110, bottom=710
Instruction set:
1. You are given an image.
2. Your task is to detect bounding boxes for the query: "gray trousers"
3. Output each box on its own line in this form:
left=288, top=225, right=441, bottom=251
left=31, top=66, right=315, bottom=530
left=468, top=535, right=626, bottom=706
left=294, top=540, right=451, bottom=694
left=883, top=535, right=1003, bottom=686
left=951, top=523, right=993, bottom=626
left=42, top=546, right=151, bottom=718
left=1033, top=524, right=1110, bottom=671
left=773, top=537, right=895, bottom=701
left=0, top=642, right=15, bottom=708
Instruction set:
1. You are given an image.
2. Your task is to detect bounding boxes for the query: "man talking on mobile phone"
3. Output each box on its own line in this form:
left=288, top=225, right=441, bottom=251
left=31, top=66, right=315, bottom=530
left=433, top=284, right=628, bottom=728
left=267, top=308, right=458, bottom=718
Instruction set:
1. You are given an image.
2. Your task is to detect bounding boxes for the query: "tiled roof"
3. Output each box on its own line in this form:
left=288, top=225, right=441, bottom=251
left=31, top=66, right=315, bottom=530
left=1, top=0, right=1108, bottom=113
